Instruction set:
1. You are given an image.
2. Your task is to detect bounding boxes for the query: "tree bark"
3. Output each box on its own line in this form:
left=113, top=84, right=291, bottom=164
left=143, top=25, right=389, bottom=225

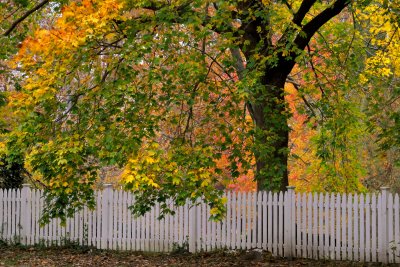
left=249, top=71, right=291, bottom=192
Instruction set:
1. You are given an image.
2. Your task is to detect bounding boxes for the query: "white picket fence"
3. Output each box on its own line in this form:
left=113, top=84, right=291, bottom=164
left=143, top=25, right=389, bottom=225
left=0, top=184, right=399, bottom=263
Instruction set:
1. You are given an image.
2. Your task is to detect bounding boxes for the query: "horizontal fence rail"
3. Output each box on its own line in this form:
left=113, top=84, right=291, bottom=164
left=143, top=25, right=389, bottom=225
left=0, top=184, right=399, bottom=263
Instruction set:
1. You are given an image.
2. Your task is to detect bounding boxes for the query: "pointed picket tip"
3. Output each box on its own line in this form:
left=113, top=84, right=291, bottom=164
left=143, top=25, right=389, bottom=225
left=257, top=191, right=262, bottom=203
left=278, top=191, right=283, bottom=200
left=388, top=193, right=394, bottom=202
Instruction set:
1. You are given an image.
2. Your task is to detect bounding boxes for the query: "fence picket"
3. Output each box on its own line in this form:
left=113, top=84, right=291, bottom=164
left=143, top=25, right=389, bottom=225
left=307, top=193, right=312, bottom=259
left=312, top=193, right=318, bottom=259
left=112, top=189, right=117, bottom=250
left=246, top=192, right=251, bottom=249
left=394, top=194, right=399, bottom=263
left=146, top=204, right=151, bottom=251
left=6, top=189, right=11, bottom=242
left=6, top=190, right=12, bottom=241
left=235, top=192, right=241, bottom=250
left=347, top=194, right=353, bottom=261
left=217, top=212, right=222, bottom=249
left=252, top=192, right=257, bottom=249
left=366, top=194, right=371, bottom=262
left=157, top=200, right=163, bottom=252
left=122, top=191, right=128, bottom=251
left=360, top=194, right=365, bottom=262
left=54, top=212, right=59, bottom=246
left=78, top=208, right=83, bottom=246
left=353, top=194, right=359, bottom=261
left=200, top=201, right=206, bottom=250
left=184, top=202, right=189, bottom=249
left=301, top=193, right=307, bottom=259
left=132, top=198, right=139, bottom=251
left=240, top=192, right=246, bottom=250
left=341, top=193, right=347, bottom=260
left=95, top=191, right=100, bottom=249
left=124, top=192, right=129, bottom=251
left=211, top=206, right=216, bottom=250
left=335, top=194, right=341, bottom=260
left=322, top=193, right=328, bottom=259
left=17, top=189, right=21, bottom=243
left=295, top=192, right=301, bottom=257
left=196, top=200, right=202, bottom=251
left=231, top=192, right=236, bottom=249
left=4, top=189, right=8, bottom=242
left=149, top=205, right=154, bottom=252
left=137, top=207, right=142, bottom=251
left=28, top=188, right=33, bottom=246
left=267, top=192, right=273, bottom=253
left=226, top=192, right=231, bottom=249
left=37, top=190, right=42, bottom=245
left=29, top=189, right=34, bottom=245
left=220, top=195, right=225, bottom=249
left=118, top=190, right=124, bottom=250
left=273, top=192, right=278, bottom=255
left=10, top=190, right=15, bottom=243
left=371, top=194, right=377, bottom=262
left=278, top=191, right=284, bottom=256
left=257, top=192, right=262, bottom=249
left=388, top=193, right=394, bottom=263
left=329, top=193, right=335, bottom=259
left=262, top=192, right=267, bottom=250
left=203, top=205, right=213, bottom=251
left=85, top=204, right=91, bottom=247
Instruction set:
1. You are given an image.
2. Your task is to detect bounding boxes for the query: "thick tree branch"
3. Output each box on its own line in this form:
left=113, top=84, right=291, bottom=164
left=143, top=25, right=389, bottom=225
left=293, top=0, right=318, bottom=26
left=237, top=1, right=269, bottom=57
left=230, top=48, right=245, bottom=80
left=3, top=0, right=49, bottom=36
left=294, top=0, right=350, bottom=50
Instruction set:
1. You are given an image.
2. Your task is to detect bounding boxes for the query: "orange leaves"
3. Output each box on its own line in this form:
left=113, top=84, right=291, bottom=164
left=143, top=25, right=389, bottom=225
left=8, top=0, right=126, bottom=109
left=15, top=0, right=125, bottom=61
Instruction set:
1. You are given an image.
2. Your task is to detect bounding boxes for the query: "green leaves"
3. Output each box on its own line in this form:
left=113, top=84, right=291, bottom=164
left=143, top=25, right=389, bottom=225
left=3, top=0, right=399, bottom=224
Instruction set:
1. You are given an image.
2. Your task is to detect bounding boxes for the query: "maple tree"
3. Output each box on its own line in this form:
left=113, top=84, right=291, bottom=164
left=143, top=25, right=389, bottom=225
left=0, top=0, right=399, bottom=222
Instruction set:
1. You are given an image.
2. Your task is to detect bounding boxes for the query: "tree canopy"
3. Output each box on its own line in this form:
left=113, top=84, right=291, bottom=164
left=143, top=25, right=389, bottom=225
left=1, top=0, right=399, bottom=222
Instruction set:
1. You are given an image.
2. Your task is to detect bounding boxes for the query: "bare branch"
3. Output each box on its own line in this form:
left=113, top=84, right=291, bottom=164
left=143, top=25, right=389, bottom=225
left=4, top=0, right=50, bottom=36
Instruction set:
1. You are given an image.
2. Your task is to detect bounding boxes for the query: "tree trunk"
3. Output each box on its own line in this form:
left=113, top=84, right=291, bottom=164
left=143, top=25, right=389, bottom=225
left=249, top=73, right=290, bottom=192
left=235, top=0, right=350, bottom=192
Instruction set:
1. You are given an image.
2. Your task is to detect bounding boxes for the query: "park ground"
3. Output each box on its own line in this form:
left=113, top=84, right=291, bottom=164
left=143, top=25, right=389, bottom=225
left=0, top=245, right=397, bottom=266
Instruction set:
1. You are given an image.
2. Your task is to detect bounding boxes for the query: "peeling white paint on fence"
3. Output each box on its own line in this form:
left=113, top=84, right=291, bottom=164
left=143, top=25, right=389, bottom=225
left=0, top=185, right=399, bottom=263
